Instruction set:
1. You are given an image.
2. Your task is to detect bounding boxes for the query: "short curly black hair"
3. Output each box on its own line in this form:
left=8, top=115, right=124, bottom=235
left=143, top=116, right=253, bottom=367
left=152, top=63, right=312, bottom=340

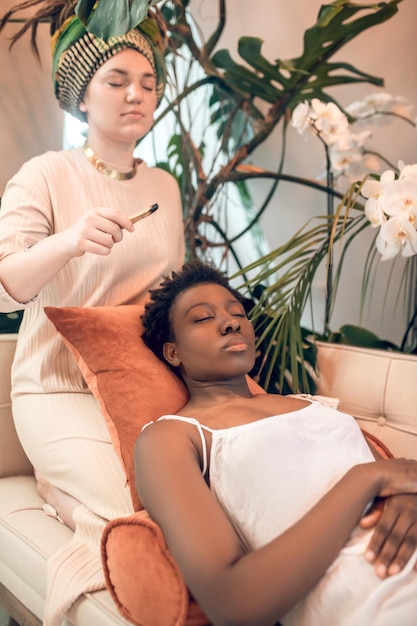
left=141, top=259, right=244, bottom=364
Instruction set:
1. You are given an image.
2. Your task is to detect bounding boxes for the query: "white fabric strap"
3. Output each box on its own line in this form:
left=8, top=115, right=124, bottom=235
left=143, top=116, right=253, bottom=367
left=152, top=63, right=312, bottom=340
left=154, top=415, right=210, bottom=477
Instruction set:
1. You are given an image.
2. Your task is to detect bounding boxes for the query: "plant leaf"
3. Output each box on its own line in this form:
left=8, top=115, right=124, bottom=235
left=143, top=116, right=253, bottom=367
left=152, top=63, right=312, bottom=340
left=234, top=209, right=366, bottom=391
left=75, top=0, right=160, bottom=39
left=212, top=1, right=401, bottom=110
left=337, top=324, right=401, bottom=351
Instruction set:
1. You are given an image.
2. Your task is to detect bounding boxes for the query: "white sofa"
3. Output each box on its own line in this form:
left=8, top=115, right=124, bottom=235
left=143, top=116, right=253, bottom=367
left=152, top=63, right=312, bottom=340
left=0, top=334, right=132, bottom=626
left=1, top=334, right=416, bottom=626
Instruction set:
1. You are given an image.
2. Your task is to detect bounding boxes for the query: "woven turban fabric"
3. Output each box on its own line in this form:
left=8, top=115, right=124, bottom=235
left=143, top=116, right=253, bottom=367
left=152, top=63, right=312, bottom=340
left=51, top=15, right=166, bottom=121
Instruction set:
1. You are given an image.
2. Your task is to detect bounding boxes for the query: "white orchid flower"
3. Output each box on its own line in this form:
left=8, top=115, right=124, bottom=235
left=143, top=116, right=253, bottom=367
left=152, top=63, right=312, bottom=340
left=346, top=93, right=413, bottom=126
left=361, top=179, right=381, bottom=199
left=376, top=231, right=401, bottom=260
left=364, top=92, right=397, bottom=112
left=399, top=162, right=417, bottom=182
left=379, top=178, right=417, bottom=221
left=290, top=96, right=417, bottom=268
left=348, top=129, right=373, bottom=149
left=345, top=100, right=366, bottom=117
left=378, top=213, right=417, bottom=259
left=334, top=160, right=378, bottom=191
left=329, top=129, right=372, bottom=179
left=363, top=92, right=412, bottom=116
left=291, top=101, right=313, bottom=134
left=364, top=196, right=386, bottom=227
left=362, top=169, right=395, bottom=199
left=310, top=99, right=349, bottom=145
left=345, top=99, right=375, bottom=119
left=363, top=163, right=417, bottom=260
left=345, top=93, right=393, bottom=122
left=329, top=144, right=362, bottom=174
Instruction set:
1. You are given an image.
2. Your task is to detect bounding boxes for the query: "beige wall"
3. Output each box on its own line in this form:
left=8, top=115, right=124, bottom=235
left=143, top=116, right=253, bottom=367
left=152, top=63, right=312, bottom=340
left=0, top=1, right=63, bottom=194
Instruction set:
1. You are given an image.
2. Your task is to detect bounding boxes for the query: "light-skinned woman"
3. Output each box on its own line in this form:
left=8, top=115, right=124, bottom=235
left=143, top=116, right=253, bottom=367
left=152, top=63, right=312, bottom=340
left=0, top=1, right=184, bottom=623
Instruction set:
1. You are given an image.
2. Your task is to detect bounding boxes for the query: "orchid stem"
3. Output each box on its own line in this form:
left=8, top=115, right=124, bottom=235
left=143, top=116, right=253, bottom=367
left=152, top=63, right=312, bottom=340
left=324, top=145, right=334, bottom=334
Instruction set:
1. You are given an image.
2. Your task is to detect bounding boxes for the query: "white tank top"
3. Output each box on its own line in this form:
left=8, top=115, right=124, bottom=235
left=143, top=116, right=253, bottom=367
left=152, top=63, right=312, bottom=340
left=157, top=401, right=417, bottom=626
left=158, top=401, right=374, bottom=550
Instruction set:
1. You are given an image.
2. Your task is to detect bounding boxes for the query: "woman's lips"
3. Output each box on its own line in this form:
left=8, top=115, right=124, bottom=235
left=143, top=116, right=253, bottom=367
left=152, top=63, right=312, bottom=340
left=223, top=337, right=249, bottom=352
left=123, top=110, right=144, bottom=118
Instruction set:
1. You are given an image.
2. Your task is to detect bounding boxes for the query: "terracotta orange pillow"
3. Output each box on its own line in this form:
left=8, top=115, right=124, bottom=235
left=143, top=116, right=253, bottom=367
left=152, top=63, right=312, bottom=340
left=101, top=509, right=210, bottom=626
left=44, top=304, right=264, bottom=511
left=44, top=304, right=189, bottom=511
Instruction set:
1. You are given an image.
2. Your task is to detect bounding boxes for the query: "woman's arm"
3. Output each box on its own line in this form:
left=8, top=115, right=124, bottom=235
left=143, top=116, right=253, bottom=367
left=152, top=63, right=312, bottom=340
left=0, top=207, right=134, bottom=304
left=135, top=421, right=417, bottom=626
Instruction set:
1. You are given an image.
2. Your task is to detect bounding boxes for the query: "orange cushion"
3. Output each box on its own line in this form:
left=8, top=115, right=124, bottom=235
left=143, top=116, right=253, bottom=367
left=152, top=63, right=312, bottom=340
left=44, top=304, right=189, bottom=512
left=101, top=510, right=210, bottom=626
left=44, top=304, right=263, bottom=511
left=361, top=429, right=394, bottom=459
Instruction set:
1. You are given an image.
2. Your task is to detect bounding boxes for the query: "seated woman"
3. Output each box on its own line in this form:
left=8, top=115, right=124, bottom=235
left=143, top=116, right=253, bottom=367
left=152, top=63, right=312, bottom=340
left=136, top=260, right=417, bottom=626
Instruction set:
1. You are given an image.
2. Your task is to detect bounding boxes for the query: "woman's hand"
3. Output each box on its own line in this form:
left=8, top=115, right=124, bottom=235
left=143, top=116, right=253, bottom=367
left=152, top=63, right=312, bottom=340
left=360, top=493, right=417, bottom=577
left=63, top=207, right=134, bottom=257
left=0, top=207, right=135, bottom=304
left=356, top=457, right=417, bottom=578
left=367, top=457, right=417, bottom=498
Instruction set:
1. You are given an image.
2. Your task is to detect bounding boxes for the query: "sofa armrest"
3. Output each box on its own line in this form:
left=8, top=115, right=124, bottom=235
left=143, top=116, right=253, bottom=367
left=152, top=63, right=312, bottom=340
left=0, top=334, right=33, bottom=477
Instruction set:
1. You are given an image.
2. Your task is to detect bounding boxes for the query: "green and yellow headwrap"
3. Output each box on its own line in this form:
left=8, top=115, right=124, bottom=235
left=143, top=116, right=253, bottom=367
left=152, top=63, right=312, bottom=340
left=51, top=14, right=166, bottom=121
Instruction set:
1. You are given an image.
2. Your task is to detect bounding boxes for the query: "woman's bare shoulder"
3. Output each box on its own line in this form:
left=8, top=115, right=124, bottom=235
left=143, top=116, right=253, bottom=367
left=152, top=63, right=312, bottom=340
left=135, top=417, right=203, bottom=486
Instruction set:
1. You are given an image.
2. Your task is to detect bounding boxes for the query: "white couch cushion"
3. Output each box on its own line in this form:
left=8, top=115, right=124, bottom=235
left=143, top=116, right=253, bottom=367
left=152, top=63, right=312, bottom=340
left=0, top=476, right=71, bottom=620
left=316, top=342, right=417, bottom=460
left=0, top=475, right=132, bottom=626
left=0, top=335, right=33, bottom=477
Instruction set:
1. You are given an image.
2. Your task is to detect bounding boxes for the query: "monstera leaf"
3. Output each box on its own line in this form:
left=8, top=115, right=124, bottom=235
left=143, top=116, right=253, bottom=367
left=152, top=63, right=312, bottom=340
left=212, top=1, right=401, bottom=112
left=75, top=0, right=160, bottom=39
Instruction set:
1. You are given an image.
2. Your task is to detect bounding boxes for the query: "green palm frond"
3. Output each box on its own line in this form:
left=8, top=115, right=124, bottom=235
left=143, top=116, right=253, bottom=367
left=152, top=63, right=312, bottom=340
left=234, top=204, right=367, bottom=392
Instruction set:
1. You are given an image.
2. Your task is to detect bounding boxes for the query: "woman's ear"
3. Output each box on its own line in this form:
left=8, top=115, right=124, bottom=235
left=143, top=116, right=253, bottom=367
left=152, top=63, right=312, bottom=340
left=163, top=342, right=180, bottom=367
left=79, top=89, right=89, bottom=114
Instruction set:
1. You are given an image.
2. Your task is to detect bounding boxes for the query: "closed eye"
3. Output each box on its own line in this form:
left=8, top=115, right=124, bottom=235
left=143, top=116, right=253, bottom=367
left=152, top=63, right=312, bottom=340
left=194, top=316, right=214, bottom=323
left=229, top=307, right=247, bottom=318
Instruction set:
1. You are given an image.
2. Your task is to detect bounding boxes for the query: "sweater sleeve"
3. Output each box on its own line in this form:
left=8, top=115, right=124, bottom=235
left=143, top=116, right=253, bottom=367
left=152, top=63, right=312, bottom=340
left=0, top=155, right=53, bottom=311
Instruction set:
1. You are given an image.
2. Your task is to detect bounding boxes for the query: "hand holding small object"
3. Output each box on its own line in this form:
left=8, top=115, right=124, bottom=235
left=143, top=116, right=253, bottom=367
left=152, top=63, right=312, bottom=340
left=130, top=203, right=159, bottom=224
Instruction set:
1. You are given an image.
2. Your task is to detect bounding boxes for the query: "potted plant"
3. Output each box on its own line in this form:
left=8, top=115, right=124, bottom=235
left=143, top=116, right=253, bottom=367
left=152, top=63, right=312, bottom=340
left=238, top=94, right=417, bottom=392
left=142, top=0, right=415, bottom=392
left=5, top=0, right=415, bottom=395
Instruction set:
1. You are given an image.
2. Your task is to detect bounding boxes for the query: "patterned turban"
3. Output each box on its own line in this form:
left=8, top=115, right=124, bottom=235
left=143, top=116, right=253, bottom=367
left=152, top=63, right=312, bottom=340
left=51, top=14, right=166, bottom=121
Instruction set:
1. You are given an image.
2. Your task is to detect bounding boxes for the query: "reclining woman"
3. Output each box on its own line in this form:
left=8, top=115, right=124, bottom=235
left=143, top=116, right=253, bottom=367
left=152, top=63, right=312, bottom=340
left=137, top=260, right=417, bottom=626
